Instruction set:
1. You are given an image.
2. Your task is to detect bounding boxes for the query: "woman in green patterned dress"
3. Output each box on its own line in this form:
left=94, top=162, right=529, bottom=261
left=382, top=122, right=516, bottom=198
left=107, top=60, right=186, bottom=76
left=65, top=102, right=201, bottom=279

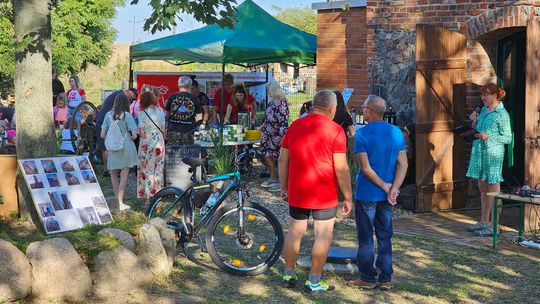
left=466, top=83, right=512, bottom=237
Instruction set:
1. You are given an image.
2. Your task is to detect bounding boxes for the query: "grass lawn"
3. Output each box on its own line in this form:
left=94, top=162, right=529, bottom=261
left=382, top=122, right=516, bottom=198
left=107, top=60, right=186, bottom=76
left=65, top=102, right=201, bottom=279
left=2, top=162, right=539, bottom=303
left=139, top=220, right=539, bottom=304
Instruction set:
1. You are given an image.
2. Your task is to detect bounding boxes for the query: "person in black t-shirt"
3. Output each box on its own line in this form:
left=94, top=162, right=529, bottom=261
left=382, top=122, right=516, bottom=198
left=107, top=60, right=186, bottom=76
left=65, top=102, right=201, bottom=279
left=52, top=67, right=65, bottom=106
left=332, top=90, right=355, bottom=139
left=191, top=79, right=210, bottom=129
left=165, top=76, right=203, bottom=145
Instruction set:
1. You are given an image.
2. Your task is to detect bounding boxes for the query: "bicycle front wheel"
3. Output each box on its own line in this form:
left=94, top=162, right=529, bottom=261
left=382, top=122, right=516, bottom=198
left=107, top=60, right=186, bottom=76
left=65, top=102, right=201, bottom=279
left=205, top=202, right=284, bottom=276
left=146, top=188, right=185, bottom=218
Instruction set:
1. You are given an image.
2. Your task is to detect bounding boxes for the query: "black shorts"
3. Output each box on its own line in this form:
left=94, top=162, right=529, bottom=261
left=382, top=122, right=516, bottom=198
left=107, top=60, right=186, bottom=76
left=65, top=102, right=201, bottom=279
left=289, top=206, right=337, bottom=221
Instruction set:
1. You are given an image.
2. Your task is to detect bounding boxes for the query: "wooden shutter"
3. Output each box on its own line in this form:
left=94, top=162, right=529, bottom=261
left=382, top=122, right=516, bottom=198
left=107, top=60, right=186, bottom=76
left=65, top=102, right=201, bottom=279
left=525, top=17, right=540, bottom=231
left=415, top=25, right=468, bottom=212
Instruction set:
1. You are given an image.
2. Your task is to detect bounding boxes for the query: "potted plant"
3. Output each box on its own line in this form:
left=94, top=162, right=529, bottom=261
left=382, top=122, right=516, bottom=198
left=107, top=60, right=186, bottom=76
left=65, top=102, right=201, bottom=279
left=207, top=129, right=234, bottom=176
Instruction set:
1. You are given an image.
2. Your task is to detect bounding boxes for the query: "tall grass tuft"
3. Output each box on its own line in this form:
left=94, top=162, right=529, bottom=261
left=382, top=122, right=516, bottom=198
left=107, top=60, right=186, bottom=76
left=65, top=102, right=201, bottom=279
left=207, top=129, right=234, bottom=176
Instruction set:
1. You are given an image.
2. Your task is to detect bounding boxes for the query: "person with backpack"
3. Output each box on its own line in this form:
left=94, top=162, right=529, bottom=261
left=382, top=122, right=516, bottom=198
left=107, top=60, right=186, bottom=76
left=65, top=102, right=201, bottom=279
left=100, top=94, right=138, bottom=211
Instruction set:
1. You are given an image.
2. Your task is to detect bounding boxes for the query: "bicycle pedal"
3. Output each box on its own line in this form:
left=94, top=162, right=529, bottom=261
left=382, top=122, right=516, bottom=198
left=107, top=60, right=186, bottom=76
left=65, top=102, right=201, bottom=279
left=198, top=234, right=207, bottom=253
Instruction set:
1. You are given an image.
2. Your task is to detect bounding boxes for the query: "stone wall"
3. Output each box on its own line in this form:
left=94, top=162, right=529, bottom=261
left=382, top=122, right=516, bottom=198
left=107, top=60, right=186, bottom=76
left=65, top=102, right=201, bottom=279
left=371, top=29, right=416, bottom=126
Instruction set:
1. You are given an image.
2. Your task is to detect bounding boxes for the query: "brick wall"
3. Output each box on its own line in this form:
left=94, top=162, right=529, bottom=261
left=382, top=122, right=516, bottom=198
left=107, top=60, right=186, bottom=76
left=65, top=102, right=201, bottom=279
left=315, top=0, right=540, bottom=113
left=316, top=7, right=369, bottom=108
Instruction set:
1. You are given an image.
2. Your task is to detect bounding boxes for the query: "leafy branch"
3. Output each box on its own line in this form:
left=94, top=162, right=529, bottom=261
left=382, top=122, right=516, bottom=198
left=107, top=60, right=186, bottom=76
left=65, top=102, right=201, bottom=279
left=130, top=0, right=238, bottom=33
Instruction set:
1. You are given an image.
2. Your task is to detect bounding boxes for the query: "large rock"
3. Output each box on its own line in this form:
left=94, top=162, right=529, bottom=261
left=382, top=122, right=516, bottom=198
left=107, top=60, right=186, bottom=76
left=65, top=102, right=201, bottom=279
left=0, top=239, right=31, bottom=302
left=98, top=228, right=136, bottom=252
left=136, top=223, right=172, bottom=275
left=92, top=246, right=152, bottom=299
left=149, top=217, right=176, bottom=267
left=26, top=238, right=92, bottom=301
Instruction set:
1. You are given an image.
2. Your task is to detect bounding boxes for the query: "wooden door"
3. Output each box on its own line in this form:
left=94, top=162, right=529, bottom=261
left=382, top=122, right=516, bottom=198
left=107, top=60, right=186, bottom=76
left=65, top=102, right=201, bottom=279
left=524, top=17, right=540, bottom=231
left=415, top=25, right=468, bottom=212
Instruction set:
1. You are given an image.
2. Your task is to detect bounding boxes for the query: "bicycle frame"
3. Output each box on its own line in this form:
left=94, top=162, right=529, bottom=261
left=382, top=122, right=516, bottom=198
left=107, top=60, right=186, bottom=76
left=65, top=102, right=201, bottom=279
left=160, top=149, right=255, bottom=244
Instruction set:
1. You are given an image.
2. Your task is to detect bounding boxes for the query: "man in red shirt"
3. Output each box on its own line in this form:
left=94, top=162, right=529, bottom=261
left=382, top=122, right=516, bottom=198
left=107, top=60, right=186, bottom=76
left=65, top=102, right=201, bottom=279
left=278, top=90, right=353, bottom=293
left=213, top=73, right=234, bottom=123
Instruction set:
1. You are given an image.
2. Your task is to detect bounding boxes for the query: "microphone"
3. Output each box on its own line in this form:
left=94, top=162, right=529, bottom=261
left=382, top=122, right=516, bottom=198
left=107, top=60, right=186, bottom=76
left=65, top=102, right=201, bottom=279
left=475, top=106, right=482, bottom=115
left=469, top=106, right=481, bottom=122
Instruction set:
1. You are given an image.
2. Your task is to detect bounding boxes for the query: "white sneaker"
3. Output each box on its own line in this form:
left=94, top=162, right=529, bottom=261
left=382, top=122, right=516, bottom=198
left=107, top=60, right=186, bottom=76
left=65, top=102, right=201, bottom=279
left=261, top=179, right=278, bottom=188
left=119, top=202, right=131, bottom=211
left=268, top=183, right=281, bottom=192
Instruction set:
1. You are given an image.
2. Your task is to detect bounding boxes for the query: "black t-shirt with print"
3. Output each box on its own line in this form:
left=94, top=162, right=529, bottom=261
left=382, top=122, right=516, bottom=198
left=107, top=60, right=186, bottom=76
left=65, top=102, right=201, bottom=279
left=165, top=92, right=202, bottom=133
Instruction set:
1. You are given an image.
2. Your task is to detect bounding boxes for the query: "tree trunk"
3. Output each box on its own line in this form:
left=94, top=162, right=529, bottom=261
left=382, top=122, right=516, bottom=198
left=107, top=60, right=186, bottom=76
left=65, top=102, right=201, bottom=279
left=13, top=0, right=56, bottom=158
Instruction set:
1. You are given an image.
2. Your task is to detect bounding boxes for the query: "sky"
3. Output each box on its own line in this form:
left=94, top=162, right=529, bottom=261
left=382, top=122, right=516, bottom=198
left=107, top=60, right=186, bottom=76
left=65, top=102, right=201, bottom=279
left=113, top=0, right=318, bottom=44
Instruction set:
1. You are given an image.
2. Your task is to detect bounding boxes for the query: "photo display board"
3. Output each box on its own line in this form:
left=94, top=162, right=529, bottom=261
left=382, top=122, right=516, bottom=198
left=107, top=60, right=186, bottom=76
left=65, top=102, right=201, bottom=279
left=19, top=156, right=112, bottom=234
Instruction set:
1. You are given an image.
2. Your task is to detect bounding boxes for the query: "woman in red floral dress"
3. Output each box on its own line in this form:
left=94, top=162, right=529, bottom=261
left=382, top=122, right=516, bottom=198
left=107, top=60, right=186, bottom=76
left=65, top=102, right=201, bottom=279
left=137, top=92, right=166, bottom=206
left=259, top=81, right=289, bottom=192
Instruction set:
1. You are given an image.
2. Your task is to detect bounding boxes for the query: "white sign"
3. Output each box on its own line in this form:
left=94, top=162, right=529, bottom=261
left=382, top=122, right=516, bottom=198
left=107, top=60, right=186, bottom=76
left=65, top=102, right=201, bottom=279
left=342, top=88, right=354, bottom=105
left=19, top=156, right=112, bottom=234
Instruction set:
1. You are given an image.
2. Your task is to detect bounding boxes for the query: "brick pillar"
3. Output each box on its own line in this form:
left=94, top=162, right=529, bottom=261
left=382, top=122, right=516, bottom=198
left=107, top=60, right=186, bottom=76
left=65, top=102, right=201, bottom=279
left=316, top=7, right=369, bottom=108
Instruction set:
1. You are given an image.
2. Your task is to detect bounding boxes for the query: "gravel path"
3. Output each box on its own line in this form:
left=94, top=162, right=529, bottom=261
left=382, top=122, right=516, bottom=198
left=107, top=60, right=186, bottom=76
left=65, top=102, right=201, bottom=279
left=239, top=163, right=413, bottom=229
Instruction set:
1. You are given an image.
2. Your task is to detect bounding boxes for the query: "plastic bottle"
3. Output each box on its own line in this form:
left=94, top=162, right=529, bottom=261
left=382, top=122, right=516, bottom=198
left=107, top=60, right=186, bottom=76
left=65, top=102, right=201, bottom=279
left=201, top=192, right=219, bottom=215
left=351, top=108, right=357, bottom=126
left=359, top=112, right=365, bottom=125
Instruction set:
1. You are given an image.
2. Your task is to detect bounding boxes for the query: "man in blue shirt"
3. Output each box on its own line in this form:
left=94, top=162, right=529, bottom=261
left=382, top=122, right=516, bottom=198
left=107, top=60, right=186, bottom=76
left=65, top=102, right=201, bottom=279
left=347, top=95, right=408, bottom=291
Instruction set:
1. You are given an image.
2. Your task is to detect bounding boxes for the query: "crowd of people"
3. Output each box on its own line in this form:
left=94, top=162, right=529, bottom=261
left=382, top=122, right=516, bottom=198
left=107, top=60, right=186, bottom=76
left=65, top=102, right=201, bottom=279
left=1, top=72, right=512, bottom=293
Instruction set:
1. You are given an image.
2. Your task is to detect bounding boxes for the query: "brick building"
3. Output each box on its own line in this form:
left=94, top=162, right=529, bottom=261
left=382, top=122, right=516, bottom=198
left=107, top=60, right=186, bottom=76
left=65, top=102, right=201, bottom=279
left=313, top=0, right=540, bottom=221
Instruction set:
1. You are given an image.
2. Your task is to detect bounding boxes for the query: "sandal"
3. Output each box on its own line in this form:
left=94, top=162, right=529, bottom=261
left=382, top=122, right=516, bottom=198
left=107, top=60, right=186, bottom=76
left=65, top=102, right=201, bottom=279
left=474, top=226, right=493, bottom=237
left=466, top=222, right=486, bottom=232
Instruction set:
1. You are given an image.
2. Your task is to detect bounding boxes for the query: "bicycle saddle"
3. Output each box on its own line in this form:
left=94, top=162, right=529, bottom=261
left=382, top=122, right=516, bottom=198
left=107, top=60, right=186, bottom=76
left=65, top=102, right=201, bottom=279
left=182, top=156, right=206, bottom=168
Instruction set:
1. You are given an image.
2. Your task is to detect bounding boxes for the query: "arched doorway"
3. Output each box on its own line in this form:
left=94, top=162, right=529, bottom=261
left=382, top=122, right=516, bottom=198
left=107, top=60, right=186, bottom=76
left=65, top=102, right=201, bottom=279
left=496, top=29, right=526, bottom=186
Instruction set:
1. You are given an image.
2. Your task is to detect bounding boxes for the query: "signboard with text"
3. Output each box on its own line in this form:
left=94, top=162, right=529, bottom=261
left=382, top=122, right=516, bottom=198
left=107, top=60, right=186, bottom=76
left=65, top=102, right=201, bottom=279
left=134, top=72, right=272, bottom=107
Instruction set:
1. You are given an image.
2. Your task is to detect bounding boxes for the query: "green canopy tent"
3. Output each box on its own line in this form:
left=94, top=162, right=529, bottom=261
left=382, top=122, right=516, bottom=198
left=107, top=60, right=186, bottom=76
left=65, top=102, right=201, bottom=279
left=129, top=0, right=316, bottom=119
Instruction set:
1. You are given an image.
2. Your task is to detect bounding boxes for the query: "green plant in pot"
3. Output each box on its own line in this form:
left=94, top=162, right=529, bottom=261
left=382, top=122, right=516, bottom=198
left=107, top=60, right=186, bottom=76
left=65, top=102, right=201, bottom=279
left=207, top=128, right=234, bottom=176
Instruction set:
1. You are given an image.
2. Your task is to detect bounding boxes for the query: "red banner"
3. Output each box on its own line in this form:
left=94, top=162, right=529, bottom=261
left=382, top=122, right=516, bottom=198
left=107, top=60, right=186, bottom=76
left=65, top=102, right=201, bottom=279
left=134, top=72, right=271, bottom=109
left=135, top=73, right=190, bottom=109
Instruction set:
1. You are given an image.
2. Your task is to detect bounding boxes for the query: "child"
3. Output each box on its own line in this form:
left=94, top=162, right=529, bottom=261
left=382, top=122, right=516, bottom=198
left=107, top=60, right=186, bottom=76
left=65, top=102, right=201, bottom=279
left=78, top=104, right=96, bottom=161
left=59, top=120, right=77, bottom=154
left=53, top=93, right=69, bottom=129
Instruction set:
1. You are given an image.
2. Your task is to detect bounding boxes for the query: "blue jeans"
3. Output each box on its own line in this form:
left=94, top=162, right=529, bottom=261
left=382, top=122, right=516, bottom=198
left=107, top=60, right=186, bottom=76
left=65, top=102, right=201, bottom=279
left=355, top=200, right=393, bottom=283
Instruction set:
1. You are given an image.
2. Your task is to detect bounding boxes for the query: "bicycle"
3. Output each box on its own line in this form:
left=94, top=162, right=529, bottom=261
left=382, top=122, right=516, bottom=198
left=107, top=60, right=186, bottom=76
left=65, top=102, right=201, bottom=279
left=146, top=148, right=284, bottom=276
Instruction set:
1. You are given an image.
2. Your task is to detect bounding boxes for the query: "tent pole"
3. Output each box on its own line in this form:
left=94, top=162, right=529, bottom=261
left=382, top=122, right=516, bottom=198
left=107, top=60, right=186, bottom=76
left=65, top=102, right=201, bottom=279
left=265, top=63, right=269, bottom=109
left=128, top=59, right=134, bottom=88
left=220, top=63, right=225, bottom=131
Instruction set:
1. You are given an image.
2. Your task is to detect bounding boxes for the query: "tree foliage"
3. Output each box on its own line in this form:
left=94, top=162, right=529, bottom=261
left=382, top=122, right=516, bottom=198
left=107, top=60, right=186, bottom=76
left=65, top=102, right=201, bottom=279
left=272, top=5, right=316, bottom=35
left=0, top=0, right=123, bottom=95
left=130, top=0, right=238, bottom=33
left=0, top=1, right=14, bottom=97
left=51, top=0, right=125, bottom=75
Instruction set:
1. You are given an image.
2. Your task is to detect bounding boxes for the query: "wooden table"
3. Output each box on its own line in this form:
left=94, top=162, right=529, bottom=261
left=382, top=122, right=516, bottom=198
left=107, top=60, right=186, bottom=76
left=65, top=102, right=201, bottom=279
left=487, top=192, right=540, bottom=249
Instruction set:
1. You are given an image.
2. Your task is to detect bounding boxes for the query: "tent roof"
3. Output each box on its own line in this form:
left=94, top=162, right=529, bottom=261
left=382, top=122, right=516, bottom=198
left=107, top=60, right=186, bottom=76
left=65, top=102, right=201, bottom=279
left=129, top=0, right=317, bottom=64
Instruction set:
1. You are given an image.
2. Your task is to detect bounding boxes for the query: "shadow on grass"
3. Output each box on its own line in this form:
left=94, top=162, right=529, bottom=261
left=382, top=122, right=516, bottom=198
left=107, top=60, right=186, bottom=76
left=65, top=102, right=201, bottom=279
left=139, top=219, right=540, bottom=304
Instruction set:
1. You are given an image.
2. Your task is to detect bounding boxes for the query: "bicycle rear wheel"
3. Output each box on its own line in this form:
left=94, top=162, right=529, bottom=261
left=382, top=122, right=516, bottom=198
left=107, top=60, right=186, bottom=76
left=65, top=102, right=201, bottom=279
left=205, top=202, right=284, bottom=276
